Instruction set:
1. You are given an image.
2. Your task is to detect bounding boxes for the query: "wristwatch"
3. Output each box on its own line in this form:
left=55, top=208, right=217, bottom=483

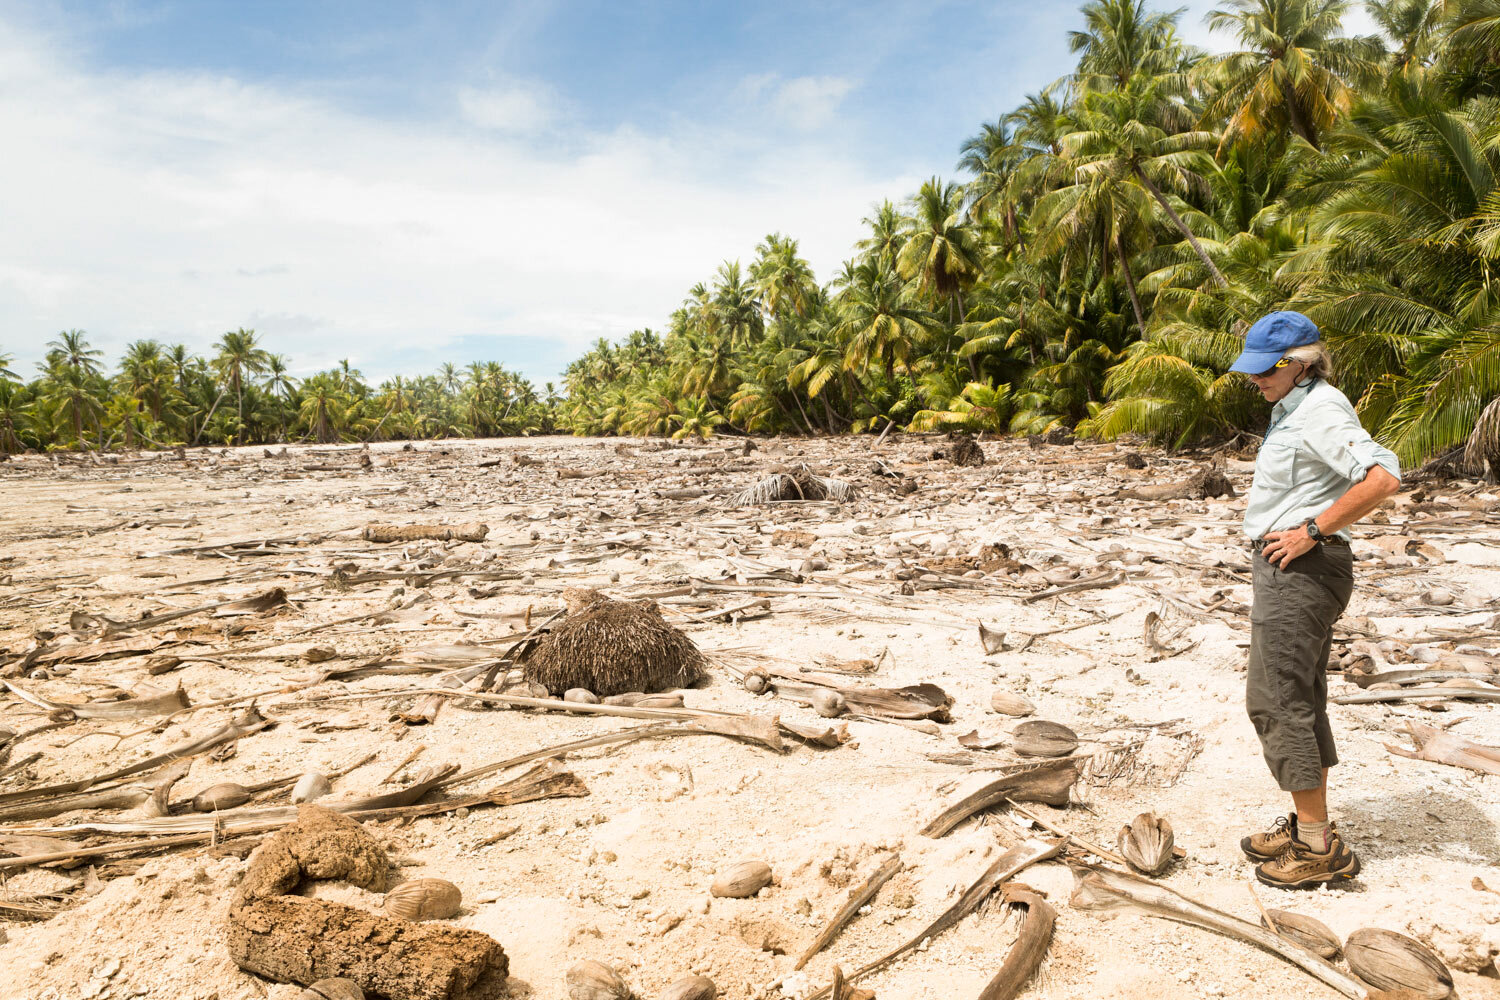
left=1304, top=521, right=1324, bottom=543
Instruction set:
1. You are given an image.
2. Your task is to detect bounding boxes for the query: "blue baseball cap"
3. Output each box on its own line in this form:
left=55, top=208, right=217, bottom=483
left=1228, top=311, right=1320, bottom=374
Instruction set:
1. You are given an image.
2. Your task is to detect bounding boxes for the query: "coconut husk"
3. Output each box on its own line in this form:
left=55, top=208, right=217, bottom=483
left=1345, top=929, right=1455, bottom=999
left=521, top=594, right=706, bottom=697
left=730, top=466, right=854, bottom=506
left=950, top=435, right=985, bottom=467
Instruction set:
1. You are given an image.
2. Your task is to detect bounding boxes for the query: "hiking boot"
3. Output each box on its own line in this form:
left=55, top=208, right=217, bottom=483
left=1255, top=830, right=1360, bottom=889
left=1240, top=813, right=1297, bottom=862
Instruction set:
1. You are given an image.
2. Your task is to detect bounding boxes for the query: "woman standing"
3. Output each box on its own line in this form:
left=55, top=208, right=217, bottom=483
left=1228, top=311, right=1401, bottom=889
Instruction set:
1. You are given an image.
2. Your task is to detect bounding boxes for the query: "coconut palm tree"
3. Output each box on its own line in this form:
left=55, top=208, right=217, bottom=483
left=45, top=330, right=104, bottom=377
left=206, top=329, right=271, bottom=445
left=298, top=372, right=351, bottom=443
left=834, top=257, right=940, bottom=381
left=897, top=178, right=985, bottom=328
left=1367, top=0, right=1444, bottom=72
left=1069, top=0, right=1193, bottom=93
left=1060, top=79, right=1230, bottom=286
left=749, top=234, right=817, bottom=319
left=37, top=360, right=105, bottom=449
left=855, top=201, right=907, bottom=266
left=0, top=352, right=17, bottom=382
left=0, top=380, right=32, bottom=452
left=1196, top=0, right=1384, bottom=150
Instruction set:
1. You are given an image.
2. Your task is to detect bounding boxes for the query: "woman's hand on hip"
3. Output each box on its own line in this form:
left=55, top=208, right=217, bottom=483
left=1261, top=527, right=1317, bottom=569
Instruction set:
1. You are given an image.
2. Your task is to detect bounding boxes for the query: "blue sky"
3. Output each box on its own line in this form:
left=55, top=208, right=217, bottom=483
left=0, top=1, right=1377, bottom=386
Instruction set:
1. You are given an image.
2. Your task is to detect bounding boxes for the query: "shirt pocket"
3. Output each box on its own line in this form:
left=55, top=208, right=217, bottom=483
left=1252, top=438, right=1299, bottom=491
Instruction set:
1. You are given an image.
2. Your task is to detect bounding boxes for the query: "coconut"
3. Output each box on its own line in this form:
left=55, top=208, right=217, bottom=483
left=383, top=878, right=462, bottom=921
left=1261, top=909, right=1341, bottom=960
left=192, top=782, right=252, bottom=812
left=990, top=690, right=1036, bottom=717
left=566, top=960, right=633, bottom=1000
left=291, top=772, right=332, bottom=804
left=1345, top=928, right=1455, bottom=999
left=1011, top=720, right=1079, bottom=757
left=522, top=593, right=706, bottom=697
left=711, top=860, right=773, bottom=898
left=1117, top=812, right=1174, bottom=876
left=659, top=975, right=717, bottom=1000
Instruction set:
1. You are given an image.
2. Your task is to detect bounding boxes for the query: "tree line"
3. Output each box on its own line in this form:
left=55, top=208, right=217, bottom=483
left=562, top=0, right=1500, bottom=465
left=0, top=330, right=558, bottom=452
left=7, top=1, right=1500, bottom=461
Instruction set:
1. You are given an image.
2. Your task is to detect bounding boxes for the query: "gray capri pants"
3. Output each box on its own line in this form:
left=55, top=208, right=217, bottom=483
left=1246, top=542, right=1355, bottom=791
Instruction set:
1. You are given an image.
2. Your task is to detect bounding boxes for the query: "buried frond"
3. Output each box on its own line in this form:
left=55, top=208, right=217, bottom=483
left=730, top=465, right=855, bottom=506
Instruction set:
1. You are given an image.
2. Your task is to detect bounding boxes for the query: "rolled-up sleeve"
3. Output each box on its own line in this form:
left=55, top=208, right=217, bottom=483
left=1302, top=400, right=1402, bottom=485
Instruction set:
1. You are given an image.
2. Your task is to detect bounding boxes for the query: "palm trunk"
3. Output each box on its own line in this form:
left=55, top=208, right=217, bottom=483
left=1131, top=166, right=1228, bottom=288
left=1116, top=231, right=1147, bottom=332
left=194, top=383, right=231, bottom=445
left=1278, top=76, right=1319, bottom=150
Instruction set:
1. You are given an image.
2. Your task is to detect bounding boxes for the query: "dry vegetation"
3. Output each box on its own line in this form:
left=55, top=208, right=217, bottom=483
left=0, top=434, right=1497, bottom=1000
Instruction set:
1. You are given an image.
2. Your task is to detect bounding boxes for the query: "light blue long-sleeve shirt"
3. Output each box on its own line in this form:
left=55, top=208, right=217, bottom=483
left=1243, top=378, right=1401, bottom=541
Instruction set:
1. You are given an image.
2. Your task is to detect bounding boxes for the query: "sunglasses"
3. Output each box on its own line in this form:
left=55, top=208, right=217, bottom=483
left=1250, top=357, right=1298, bottom=379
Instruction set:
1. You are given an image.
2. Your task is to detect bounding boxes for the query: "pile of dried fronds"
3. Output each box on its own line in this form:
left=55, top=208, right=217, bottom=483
left=730, top=465, right=854, bottom=506
left=522, top=592, right=707, bottom=696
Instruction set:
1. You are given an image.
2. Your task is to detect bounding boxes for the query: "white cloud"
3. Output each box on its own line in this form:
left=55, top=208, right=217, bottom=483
left=0, top=19, right=906, bottom=384
left=457, top=81, right=559, bottom=133
left=734, top=73, right=857, bottom=131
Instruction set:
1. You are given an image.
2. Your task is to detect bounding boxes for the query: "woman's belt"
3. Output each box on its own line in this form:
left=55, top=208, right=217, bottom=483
left=1251, top=535, right=1349, bottom=551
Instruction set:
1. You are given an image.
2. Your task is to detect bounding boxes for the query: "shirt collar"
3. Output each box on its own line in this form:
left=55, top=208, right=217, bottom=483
left=1272, top=378, right=1316, bottom=423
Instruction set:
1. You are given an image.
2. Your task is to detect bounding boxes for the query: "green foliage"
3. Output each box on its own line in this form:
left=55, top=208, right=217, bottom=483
left=13, top=2, right=1500, bottom=460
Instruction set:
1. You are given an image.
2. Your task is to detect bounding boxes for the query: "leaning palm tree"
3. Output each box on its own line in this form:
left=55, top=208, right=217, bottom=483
left=1061, top=79, right=1230, bottom=286
left=1195, top=0, right=1384, bottom=150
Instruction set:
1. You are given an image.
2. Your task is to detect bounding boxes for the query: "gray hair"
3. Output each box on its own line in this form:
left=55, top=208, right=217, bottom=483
left=1283, top=342, right=1334, bottom=382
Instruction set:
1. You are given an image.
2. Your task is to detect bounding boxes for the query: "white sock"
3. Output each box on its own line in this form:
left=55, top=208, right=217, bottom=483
left=1298, top=819, right=1331, bottom=850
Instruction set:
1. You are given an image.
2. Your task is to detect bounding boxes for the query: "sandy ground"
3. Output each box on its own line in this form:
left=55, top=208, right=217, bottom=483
left=0, top=434, right=1496, bottom=1000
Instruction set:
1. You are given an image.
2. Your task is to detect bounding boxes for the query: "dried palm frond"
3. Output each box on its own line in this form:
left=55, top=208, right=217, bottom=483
left=1464, top=395, right=1500, bottom=481
left=730, top=465, right=854, bottom=506
left=522, top=593, right=706, bottom=697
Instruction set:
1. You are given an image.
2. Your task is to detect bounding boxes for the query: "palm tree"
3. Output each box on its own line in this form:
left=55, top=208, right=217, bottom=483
left=749, top=234, right=817, bottom=319
left=1196, top=0, right=1384, bottom=149
left=45, top=331, right=103, bottom=377
left=0, top=351, right=16, bottom=382
left=1367, top=0, right=1443, bottom=72
left=834, top=258, right=940, bottom=381
left=1061, top=79, right=1230, bottom=286
left=262, top=354, right=298, bottom=441
left=298, top=373, right=351, bottom=443
left=37, top=361, right=105, bottom=448
left=1069, top=0, right=1193, bottom=92
left=711, top=261, right=764, bottom=348
left=438, top=362, right=462, bottom=395
left=897, top=178, right=985, bottom=327
left=0, top=380, right=32, bottom=452
left=207, top=329, right=270, bottom=445
left=855, top=201, right=907, bottom=265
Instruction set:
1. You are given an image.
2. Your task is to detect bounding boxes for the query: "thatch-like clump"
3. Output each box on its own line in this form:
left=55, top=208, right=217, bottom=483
left=950, top=435, right=984, bottom=467
left=730, top=465, right=854, bottom=506
left=522, top=592, right=706, bottom=697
